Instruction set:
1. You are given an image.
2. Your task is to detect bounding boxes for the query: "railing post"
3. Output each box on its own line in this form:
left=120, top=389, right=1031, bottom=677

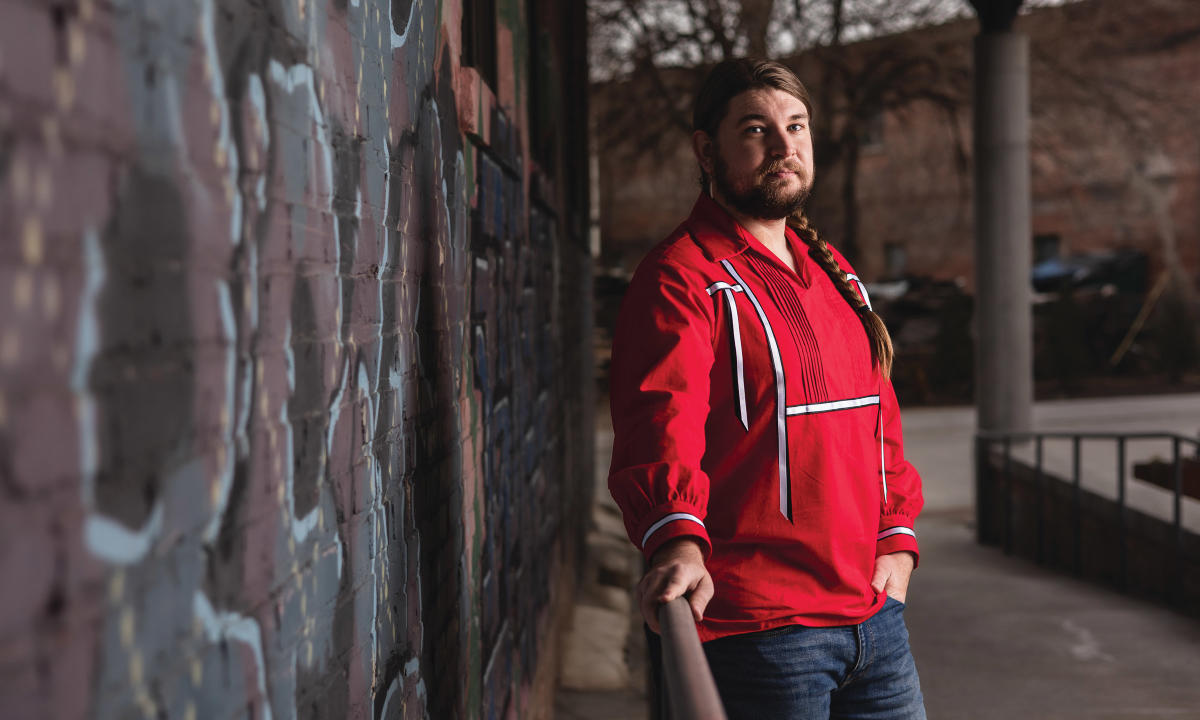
left=1003, top=436, right=1013, bottom=555
left=1035, top=436, right=1044, bottom=564
left=1172, top=437, right=1183, bottom=606
left=1072, top=436, right=1082, bottom=577
left=658, top=598, right=727, bottom=720
left=975, top=434, right=989, bottom=544
left=966, top=430, right=1194, bottom=611
left=1117, top=437, right=1127, bottom=591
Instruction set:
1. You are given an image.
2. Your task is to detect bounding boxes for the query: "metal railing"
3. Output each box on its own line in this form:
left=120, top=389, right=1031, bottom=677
left=657, top=597, right=727, bottom=720
left=975, top=430, right=1200, bottom=600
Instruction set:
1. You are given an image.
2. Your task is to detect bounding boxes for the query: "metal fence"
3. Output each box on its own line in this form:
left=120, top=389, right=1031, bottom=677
left=975, top=430, right=1200, bottom=604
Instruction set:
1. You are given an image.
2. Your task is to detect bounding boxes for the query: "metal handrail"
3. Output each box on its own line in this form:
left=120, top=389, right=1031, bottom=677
left=975, top=428, right=1200, bottom=603
left=977, top=430, right=1200, bottom=445
left=658, top=597, right=727, bottom=720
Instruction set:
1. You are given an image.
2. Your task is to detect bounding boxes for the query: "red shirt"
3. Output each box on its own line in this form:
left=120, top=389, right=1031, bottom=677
left=608, top=193, right=923, bottom=642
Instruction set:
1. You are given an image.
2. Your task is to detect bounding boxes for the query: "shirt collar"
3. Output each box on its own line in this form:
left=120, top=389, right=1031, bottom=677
left=683, top=192, right=752, bottom=263
left=684, top=192, right=806, bottom=265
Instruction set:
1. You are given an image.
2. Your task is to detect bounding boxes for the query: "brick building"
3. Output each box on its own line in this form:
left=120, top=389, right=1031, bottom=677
left=0, top=1, right=591, bottom=719
left=594, top=0, right=1200, bottom=289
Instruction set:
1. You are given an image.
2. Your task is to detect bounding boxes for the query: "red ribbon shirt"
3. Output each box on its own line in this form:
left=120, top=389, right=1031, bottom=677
left=608, top=193, right=924, bottom=641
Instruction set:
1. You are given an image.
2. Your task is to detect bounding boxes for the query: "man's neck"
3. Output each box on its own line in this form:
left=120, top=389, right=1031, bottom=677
left=711, top=193, right=795, bottom=272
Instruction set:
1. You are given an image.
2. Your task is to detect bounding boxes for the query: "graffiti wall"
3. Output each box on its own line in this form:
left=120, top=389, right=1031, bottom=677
left=0, top=0, right=592, bottom=718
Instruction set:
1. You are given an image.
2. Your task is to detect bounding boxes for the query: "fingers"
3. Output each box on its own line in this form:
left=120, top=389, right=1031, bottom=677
left=638, top=562, right=713, bottom=633
left=638, top=568, right=673, bottom=633
left=870, top=564, right=889, bottom=595
left=655, top=565, right=698, bottom=604
left=872, top=568, right=908, bottom=603
left=639, top=586, right=663, bottom=634
left=639, top=567, right=690, bottom=632
left=688, top=572, right=715, bottom=622
left=872, top=551, right=915, bottom=601
left=884, top=566, right=910, bottom=604
left=638, top=571, right=672, bottom=633
left=872, top=556, right=912, bottom=604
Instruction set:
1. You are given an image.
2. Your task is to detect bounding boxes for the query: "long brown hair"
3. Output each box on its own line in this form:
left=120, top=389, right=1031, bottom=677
left=693, top=58, right=894, bottom=378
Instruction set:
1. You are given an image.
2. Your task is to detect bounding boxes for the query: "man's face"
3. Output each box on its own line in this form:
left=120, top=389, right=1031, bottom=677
left=699, top=87, right=814, bottom=220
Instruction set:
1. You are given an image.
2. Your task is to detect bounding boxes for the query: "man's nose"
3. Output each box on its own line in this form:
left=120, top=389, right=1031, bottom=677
left=767, top=129, right=795, bottom=157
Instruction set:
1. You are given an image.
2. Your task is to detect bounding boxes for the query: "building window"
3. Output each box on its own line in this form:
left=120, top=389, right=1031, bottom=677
left=462, top=0, right=498, bottom=90
left=884, top=242, right=906, bottom=278
left=1034, top=233, right=1061, bottom=264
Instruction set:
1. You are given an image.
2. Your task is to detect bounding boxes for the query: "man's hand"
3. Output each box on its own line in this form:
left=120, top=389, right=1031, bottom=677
left=638, top=538, right=714, bottom=633
left=870, top=551, right=916, bottom=604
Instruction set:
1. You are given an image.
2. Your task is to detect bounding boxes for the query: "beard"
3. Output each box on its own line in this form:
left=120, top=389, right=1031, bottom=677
left=712, top=148, right=811, bottom=220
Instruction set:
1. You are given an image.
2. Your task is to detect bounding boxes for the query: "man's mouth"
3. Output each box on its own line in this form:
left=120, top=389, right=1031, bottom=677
left=762, top=164, right=802, bottom=179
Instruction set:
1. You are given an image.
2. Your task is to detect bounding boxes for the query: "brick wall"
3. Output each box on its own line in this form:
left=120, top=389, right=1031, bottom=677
left=0, top=0, right=592, bottom=718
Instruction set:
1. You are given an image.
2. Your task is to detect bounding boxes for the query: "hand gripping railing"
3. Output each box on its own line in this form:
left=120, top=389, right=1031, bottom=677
left=657, top=597, right=728, bottom=720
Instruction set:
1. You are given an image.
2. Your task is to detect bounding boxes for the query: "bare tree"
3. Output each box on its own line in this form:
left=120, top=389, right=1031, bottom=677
left=592, top=0, right=1200, bottom=291
left=589, top=0, right=971, bottom=264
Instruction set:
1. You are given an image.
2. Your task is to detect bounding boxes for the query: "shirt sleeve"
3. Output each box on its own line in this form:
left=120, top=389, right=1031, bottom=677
left=875, top=378, right=924, bottom=564
left=607, top=253, right=715, bottom=561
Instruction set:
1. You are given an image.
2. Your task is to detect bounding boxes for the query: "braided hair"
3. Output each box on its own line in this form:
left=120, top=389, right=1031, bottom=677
left=788, top=214, right=895, bottom=379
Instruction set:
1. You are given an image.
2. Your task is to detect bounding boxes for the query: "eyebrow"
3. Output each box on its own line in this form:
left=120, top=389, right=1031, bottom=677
left=736, top=112, right=809, bottom=125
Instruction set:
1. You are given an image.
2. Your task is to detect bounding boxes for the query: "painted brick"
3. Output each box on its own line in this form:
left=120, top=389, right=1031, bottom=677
left=0, top=0, right=591, bottom=718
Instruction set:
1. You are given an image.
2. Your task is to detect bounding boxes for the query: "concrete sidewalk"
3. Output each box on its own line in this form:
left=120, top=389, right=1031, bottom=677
left=908, top=511, right=1200, bottom=719
left=904, top=393, right=1200, bottom=719
left=555, top=394, right=1200, bottom=719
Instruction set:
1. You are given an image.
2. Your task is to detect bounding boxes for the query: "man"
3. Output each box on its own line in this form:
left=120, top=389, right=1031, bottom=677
left=607, top=58, right=926, bottom=718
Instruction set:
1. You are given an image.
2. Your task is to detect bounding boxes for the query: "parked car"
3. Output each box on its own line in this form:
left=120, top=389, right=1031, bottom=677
left=1030, top=249, right=1147, bottom=294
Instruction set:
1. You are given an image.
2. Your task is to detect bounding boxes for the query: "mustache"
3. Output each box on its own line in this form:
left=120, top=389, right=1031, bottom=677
left=759, top=161, right=804, bottom=175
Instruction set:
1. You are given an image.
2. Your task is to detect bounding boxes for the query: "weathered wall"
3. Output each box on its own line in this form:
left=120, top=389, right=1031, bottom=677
left=593, top=0, right=1200, bottom=287
left=0, top=0, right=592, bottom=718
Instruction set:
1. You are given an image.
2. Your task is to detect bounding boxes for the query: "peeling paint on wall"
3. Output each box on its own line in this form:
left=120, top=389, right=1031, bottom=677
left=0, top=0, right=592, bottom=718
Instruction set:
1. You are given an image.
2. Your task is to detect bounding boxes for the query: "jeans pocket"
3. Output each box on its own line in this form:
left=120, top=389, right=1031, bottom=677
left=884, top=595, right=906, bottom=611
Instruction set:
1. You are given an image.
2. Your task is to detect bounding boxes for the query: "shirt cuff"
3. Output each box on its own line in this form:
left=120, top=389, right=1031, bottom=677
left=875, top=523, right=919, bottom=567
left=638, top=509, right=711, bottom=561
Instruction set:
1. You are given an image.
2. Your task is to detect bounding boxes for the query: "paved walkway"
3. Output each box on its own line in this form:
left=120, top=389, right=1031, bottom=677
left=904, top=392, right=1200, bottom=719
left=909, top=511, right=1200, bottom=719
left=555, top=394, right=1200, bottom=719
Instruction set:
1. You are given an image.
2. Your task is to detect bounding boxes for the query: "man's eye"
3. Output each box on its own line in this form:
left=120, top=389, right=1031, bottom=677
left=745, top=126, right=764, bottom=134
left=789, top=123, right=807, bottom=132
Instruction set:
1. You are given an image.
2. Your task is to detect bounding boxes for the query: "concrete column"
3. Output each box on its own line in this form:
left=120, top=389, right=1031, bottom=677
left=973, top=32, right=1033, bottom=433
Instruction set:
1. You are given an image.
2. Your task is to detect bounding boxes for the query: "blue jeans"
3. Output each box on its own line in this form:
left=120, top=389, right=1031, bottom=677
left=701, top=597, right=926, bottom=720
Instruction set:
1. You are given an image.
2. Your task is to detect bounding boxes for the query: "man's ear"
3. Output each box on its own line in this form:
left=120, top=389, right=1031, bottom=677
left=692, top=130, right=714, bottom=176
